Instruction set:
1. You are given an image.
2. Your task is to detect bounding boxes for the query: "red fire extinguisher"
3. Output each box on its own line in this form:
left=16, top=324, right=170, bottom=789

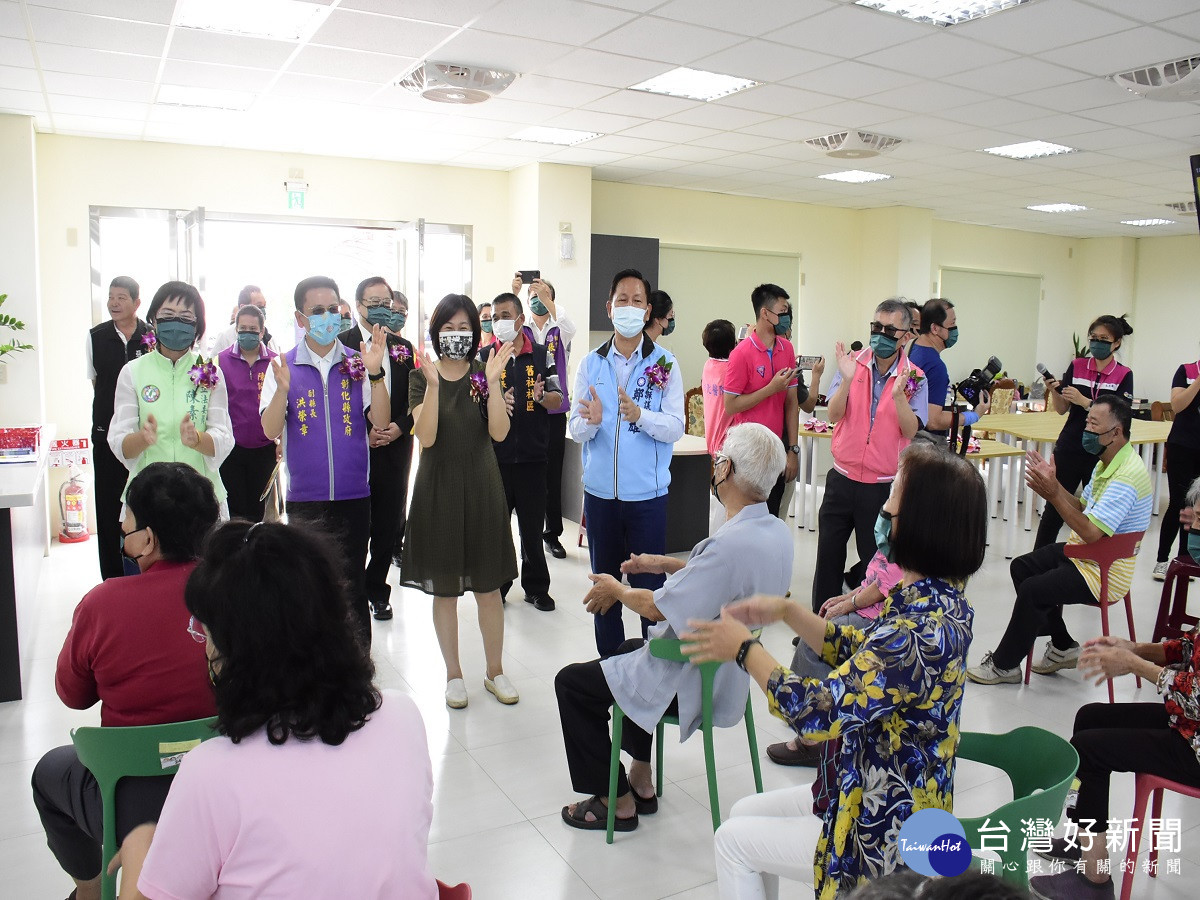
left=59, top=465, right=90, bottom=544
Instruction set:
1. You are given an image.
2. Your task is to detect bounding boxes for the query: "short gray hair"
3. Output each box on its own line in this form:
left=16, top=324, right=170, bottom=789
left=1187, top=476, right=1200, bottom=507
left=721, top=423, right=786, bottom=501
left=875, top=298, right=912, bottom=330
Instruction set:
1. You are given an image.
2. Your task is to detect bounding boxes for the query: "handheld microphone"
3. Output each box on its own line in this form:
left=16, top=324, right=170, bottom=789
left=1036, top=363, right=1063, bottom=394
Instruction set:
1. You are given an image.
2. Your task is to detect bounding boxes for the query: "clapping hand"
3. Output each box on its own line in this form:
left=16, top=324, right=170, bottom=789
left=139, top=413, right=159, bottom=447
left=621, top=553, right=665, bottom=576
left=504, top=386, right=515, bottom=417
left=360, top=324, right=387, bottom=376
left=270, top=353, right=290, bottom=393
left=722, top=593, right=790, bottom=627
left=179, top=414, right=199, bottom=449
left=484, top=340, right=515, bottom=386
left=583, top=573, right=623, bottom=615
left=834, top=342, right=856, bottom=380
left=617, top=387, right=642, bottom=424
left=578, top=386, right=603, bottom=425
left=680, top=608, right=753, bottom=664
left=533, top=374, right=545, bottom=403
left=1024, top=449, right=1059, bottom=500
left=1079, top=637, right=1142, bottom=687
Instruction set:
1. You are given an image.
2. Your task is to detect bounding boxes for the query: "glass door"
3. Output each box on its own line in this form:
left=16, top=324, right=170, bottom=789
left=177, top=207, right=206, bottom=293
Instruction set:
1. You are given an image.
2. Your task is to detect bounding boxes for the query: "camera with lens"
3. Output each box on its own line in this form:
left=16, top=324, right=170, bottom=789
left=956, top=356, right=1003, bottom=408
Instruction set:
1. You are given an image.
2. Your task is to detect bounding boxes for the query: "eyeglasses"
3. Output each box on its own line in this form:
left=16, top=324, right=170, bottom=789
left=187, top=616, right=206, bottom=644
left=869, top=322, right=905, bottom=339
left=306, top=306, right=341, bottom=318
left=1087, top=334, right=1113, bottom=346
left=361, top=298, right=391, bottom=308
left=155, top=315, right=196, bottom=326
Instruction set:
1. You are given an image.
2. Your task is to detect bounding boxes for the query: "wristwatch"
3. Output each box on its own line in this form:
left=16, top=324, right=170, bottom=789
left=787, top=444, right=801, bottom=455
left=735, top=637, right=762, bottom=671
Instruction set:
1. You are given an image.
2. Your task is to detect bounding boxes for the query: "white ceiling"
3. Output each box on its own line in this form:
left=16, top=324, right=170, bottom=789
left=1, top=0, right=1199, bottom=237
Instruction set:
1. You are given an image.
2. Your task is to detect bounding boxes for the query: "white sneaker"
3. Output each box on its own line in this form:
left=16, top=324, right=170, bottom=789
left=445, top=678, right=468, bottom=709
left=1031, top=641, right=1080, bottom=675
left=1153, top=561, right=1169, bottom=582
left=484, top=673, right=519, bottom=705
left=966, top=652, right=1022, bottom=685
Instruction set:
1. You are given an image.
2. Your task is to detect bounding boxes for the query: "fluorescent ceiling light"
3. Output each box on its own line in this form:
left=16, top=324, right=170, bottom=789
left=156, top=85, right=255, bottom=111
left=630, top=67, right=760, bottom=102
left=511, top=126, right=600, bottom=146
left=177, top=0, right=329, bottom=42
left=982, top=140, right=1077, bottom=159
left=1121, top=218, right=1175, bottom=227
left=855, top=0, right=1033, bottom=27
left=1027, top=203, right=1087, bottom=213
left=817, top=170, right=893, bottom=183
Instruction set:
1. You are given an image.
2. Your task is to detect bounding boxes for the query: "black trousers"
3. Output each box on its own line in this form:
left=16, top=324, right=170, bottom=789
left=365, top=435, right=413, bottom=608
left=1035, top=450, right=1099, bottom=549
left=31, top=745, right=173, bottom=881
left=811, top=469, right=891, bottom=612
left=555, top=639, right=678, bottom=798
left=1157, top=443, right=1200, bottom=562
left=499, top=460, right=550, bottom=598
left=287, top=496, right=372, bottom=646
left=219, top=443, right=276, bottom=523
left=992, top=542, right=1097, bottom=669
left=390, top=437, right=415, bottom=561
left=92, top=430, right=127, bottom=581
left=1071, top=702, right=1200, bottom=826
left=544, top=413, right=567, bottom=540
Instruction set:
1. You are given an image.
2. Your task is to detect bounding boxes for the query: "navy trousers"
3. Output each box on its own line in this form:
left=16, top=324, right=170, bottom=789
left=583, top=492, right=668, bottom=657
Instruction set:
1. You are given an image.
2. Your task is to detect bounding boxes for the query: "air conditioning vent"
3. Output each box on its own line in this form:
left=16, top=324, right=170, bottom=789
left=1165, top=200, right=1197, bottom=214
left=804, top=130, right=901, bottom=159
left=1110, top=56, right=1200, bottom=101
left=398, top=62, right=517, bottom=104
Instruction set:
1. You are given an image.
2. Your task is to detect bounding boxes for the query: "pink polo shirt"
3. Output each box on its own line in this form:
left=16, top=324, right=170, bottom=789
left=137, top=692, right=437, bottom=900
left=723, top=332, right=799, bottom=438
left=702, top=358, right=735, bottom=456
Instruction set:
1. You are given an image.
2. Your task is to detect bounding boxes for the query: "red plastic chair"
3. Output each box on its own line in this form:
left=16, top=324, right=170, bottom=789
left=1120, top=773, right=1200, bottom=900
left=1024, top=531, right=1144, bottom=703
left=437, top=880, right=472, bottom=899
left=1152, top=555, right=1200, bottom=642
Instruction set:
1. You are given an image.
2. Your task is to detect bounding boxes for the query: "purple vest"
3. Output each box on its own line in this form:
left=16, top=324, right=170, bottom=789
left=543, top=324, right=571, bottom=415
left=284, top=343, right=370, bottom=502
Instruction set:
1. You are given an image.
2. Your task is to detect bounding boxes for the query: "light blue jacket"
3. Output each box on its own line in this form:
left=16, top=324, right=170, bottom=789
left=568, top=334, right=684, bottom=502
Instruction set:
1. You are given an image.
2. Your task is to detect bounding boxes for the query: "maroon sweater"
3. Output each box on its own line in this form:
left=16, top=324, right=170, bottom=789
left=56, top=560, right=216, bottom=727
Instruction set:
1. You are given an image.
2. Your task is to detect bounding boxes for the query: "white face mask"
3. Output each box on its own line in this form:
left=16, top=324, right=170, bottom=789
left=439, top=332, right=473, bottom=360
left=492, top=319, right=518, bottom=344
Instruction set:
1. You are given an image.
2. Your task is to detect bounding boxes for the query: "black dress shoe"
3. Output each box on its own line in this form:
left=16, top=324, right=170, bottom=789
left=544, top=536, right=567, bottom=559
left=525, top=593, right=556, bottom=611
left=371, top=601, right=393, bottom=621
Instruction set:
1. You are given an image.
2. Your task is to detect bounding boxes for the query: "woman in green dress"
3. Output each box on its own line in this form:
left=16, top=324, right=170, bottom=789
left=401, top=294, right=519, bottom=710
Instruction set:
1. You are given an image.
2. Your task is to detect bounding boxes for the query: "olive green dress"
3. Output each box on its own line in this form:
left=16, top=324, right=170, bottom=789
left=400, top=360, right=518, bottom=596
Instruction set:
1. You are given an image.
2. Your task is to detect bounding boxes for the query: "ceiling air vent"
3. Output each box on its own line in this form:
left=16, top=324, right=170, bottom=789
left=804, top=130, right=901, bottom=159
left=1165, top=200, right=1197, bottom=214
left=1110, top=56, right=1200, bottom=101
left=398, top=62, right=517, bottom=104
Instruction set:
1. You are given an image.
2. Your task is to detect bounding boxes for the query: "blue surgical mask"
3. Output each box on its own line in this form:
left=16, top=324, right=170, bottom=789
left=870, top=332, right=898, bottom=358
left=874, top=510, right=894, bottom=561
left=1081, top=426, right=1115, bottom=456
left=1090, top=339, right=1114, bottom=361
left=612, top=306, right=647, bottom=339
left=945, top=326, right=959, bottom=348
left=529, top=297, right=548, bottom=317
left=155, top=319, right=197, bottom=352
left=1189, top=531, right=1200, bottom=565
left=774, top=314, right=791, bottom=336
left=305, top=311, right=341, bottom=347
left=390, top=311, right=407, bottom=332
left=237, top=331, right=262, bottom=352
left=481, top=319, right=493, bottom=334
left=365, top=307, right=393, bottom=328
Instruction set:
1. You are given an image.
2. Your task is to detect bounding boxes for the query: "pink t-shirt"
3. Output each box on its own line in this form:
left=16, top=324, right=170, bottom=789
left=702, top=358, right=735, bottom=456
left=723, top=332, right=798, bottom=437
left=856, top=551, right=904, bottom=621
left=138, top=692, right=437, bottom=900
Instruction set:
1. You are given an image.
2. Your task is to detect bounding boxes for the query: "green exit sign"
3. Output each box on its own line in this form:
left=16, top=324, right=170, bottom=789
left=288, top=190, right=305, bottom=210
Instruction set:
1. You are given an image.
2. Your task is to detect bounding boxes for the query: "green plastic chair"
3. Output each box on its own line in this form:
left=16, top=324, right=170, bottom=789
left=71, top=716, right=220, bottom=900
left=606, top=638, right=764, bottom=843
left=957, top=726, right=1079, bottom=889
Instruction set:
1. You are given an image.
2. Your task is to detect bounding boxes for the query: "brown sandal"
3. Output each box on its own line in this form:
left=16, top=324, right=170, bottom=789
left=561, top=795, right=638, bottom=832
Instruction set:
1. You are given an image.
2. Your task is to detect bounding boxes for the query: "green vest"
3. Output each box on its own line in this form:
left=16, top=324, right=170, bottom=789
left=124, top=350, right=227, bottom=503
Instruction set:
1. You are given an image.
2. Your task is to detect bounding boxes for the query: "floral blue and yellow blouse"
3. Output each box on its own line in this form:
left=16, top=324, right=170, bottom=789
left=765, top=576, right=973, bottom=899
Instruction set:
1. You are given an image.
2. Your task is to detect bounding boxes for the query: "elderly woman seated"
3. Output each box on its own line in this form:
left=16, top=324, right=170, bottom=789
left=555, top=423, right=795, bottom=832
left=1028, top=478, right=1200, bottom=900
left=32, top=462, right=219, bottom=900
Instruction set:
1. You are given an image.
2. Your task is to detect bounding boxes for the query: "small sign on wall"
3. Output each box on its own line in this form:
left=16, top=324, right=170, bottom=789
left=285, top=179, right=308, bottom=211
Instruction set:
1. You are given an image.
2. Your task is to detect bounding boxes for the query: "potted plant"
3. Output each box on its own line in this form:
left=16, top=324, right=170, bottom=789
left=0, top=293, right=34, bottom=364
left=1071, top=332, right=1088, bottom=359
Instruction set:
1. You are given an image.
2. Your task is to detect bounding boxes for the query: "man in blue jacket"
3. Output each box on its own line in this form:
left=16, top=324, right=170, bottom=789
left=569, top=268, right=685, bottom=656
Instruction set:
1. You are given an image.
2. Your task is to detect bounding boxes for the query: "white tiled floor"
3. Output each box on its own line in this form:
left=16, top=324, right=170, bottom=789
left=4, top=495, right=1198, bottom=899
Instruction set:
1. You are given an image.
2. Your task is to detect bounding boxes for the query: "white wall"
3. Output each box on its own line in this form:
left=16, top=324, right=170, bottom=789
left=1129, top=234, right=1200, bottom=397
